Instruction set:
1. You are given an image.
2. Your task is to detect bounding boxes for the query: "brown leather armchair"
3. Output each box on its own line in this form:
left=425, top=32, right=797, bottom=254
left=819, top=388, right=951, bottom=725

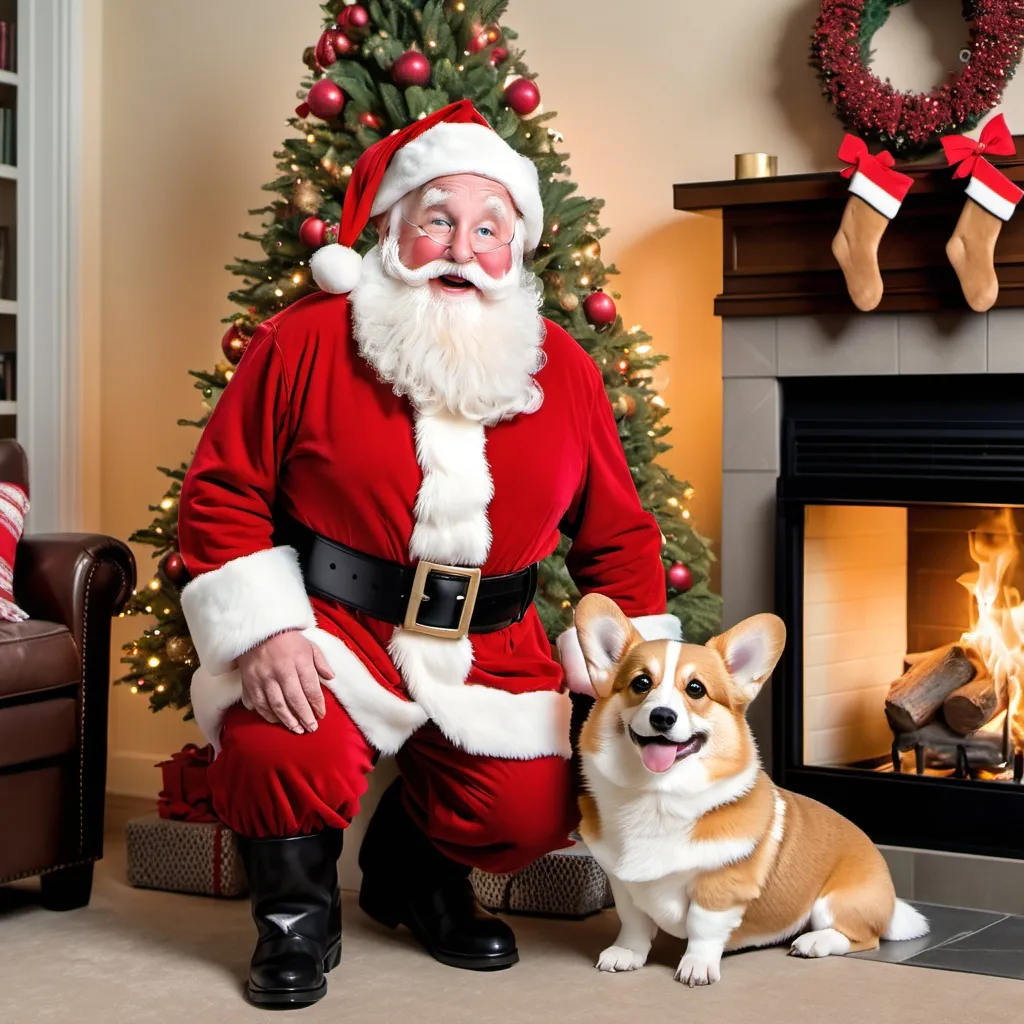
left=0, top=439, right=136, bottom=909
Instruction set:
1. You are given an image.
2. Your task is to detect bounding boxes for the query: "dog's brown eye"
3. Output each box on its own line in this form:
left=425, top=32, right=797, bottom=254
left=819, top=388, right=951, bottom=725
left=685, top=680, right=707, bottom=699
left=631, top=674, right=653, bottom=695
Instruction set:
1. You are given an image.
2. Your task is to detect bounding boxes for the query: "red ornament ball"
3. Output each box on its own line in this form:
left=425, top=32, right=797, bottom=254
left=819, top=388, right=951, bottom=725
left=467, top=28, right=490, bottom=54
left=160, top=551, right=190, bottom=587
left=668, top=562, right=693, bottom=592
left=330, top=30, right=354, bottom=57
left=358, top=111, right=384, bottom=131
left=221, top=324, right=250, bottom=365
left=583, top=290, right=617, bottom=327
left=299, top=216, right=329, bottom=250
left=314, top=30, right=339, bottom=67
left=392, top=50, right=431, bottom=88
left=341, top=4, right=369, bottom=31
left=490, top=46, right=508, bottom=66
left=306, top=78, right=345, bottom=120
left=504, top=77, right=540, bottom=116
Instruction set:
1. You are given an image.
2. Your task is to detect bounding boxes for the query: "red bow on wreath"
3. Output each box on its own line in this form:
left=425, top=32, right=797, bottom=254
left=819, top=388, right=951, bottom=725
left=942, top=114, right=1017, bottom=178
left=156, top=742, right=218, bottom=823
left=837, top=134, right=897, bottom=178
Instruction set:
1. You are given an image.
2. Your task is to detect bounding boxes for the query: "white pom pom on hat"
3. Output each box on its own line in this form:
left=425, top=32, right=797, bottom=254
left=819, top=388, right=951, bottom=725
left=309, top=98, right=544, bottom=295
left=309, top=243, right=363, bottom=296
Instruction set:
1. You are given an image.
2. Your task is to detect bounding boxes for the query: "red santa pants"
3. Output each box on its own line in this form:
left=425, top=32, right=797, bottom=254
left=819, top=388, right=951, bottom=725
left=207, top=691, right=580, bottom=875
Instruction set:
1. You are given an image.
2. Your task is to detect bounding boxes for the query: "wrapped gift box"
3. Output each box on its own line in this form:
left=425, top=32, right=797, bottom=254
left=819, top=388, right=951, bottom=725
left=126, top=813, right=248, bottom=898
left=470, top=840, right=613, bottom=919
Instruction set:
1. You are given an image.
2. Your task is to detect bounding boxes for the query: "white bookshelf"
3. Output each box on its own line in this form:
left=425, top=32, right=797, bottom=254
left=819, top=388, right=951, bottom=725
left=0, top=0, right=16, bottom=435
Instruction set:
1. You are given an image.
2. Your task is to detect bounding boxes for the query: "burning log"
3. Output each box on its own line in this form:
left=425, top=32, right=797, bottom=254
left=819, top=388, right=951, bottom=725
left=892, top=719, right=1008, bottom=772
left=943, top=676, right=1006, bottom=736
left=885, top=645, right=977, bottom=733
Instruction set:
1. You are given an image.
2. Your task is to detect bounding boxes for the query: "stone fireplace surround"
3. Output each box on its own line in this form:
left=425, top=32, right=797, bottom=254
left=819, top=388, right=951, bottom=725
left=720, top=308, right=1024, bottom=915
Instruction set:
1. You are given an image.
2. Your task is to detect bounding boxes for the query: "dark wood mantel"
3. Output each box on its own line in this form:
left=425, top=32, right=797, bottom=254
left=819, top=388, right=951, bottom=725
left=674, top=137, right=1024, bottom=318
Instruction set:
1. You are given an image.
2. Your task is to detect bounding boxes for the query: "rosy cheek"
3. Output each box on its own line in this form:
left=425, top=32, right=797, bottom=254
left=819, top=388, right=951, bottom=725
left=399, top=234, right=445, bottom=269
left=476, top=246, right=512, bottom=279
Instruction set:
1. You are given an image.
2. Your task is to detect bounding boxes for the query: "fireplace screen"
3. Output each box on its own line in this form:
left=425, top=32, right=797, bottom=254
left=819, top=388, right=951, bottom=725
left=803, top=503, right=1024, bottom=782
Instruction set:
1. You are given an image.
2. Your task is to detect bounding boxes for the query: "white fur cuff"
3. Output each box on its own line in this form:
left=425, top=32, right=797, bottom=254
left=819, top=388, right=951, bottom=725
left=180, top=546, right=317, bottom=676
left=558, top=612, right=683, bottom=696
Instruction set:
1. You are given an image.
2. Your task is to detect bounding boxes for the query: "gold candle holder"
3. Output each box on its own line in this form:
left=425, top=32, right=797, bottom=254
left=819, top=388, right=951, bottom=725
left=734, top=153, right=778, bottom=179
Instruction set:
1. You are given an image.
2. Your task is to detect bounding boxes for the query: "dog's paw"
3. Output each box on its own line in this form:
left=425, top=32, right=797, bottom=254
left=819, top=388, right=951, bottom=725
left=674, top=953, right=722, bottom=987
left=596, top=945, right=648, bottom=972
left=789, top=928, right=852, bottom=959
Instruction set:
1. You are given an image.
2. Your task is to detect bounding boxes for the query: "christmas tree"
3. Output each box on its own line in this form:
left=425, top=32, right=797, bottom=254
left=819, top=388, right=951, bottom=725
left=116, top=0, right=721, bottom=716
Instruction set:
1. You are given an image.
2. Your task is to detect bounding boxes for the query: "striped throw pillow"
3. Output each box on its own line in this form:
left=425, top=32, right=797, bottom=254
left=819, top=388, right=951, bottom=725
left=0, top=482, right=29, bottom=622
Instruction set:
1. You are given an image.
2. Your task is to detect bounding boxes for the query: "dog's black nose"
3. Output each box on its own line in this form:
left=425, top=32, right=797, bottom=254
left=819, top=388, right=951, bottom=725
left=648, top=706, right=677, bottom=733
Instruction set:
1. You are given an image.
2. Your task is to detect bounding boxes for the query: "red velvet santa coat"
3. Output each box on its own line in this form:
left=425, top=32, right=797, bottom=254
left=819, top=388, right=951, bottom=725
left=177, top=290, right=680, bottom=760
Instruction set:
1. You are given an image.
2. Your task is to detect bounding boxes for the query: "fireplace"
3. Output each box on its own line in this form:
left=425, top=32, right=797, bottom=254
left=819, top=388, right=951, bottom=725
left=775, top=374, right=1024, bottom=859
left=676, top=151, right=1024, bottom=907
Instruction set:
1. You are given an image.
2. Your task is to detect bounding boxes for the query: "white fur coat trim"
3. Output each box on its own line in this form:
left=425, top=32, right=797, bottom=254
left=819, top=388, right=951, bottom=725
left=390, top=406, right=572, bottom=760
left=190, top=625, right=430, bottom=755
left=190, top=624, right=568, bottom=759
left=558, top=612, right=683, bottom=696
left=409, top=409, right=493, bottom=565
left=179, top=545, right=317, bottom=677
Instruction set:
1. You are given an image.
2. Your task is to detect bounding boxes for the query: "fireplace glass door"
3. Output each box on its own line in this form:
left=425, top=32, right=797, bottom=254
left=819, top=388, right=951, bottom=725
left=802, top=503, right=1021, bottom=783
left=774, top=374, right=1024, bottom=858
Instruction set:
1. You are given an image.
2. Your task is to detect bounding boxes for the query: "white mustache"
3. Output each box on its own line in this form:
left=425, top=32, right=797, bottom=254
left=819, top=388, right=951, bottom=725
left=379, top=233, right=523, bottom=300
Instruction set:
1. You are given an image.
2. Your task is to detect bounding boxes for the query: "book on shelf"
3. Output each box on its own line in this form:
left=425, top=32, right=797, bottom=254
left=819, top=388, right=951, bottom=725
left=0, top=22, right=15, bottom=73
left=0, top=225, right=7, bottom=298
left=0, top=106, right=14, bottom=166
left=0, top=352, right=15, bottom=402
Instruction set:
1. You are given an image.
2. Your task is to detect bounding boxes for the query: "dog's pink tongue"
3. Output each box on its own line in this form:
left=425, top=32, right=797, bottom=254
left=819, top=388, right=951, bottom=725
left=641, top=742, right=679, bottom=773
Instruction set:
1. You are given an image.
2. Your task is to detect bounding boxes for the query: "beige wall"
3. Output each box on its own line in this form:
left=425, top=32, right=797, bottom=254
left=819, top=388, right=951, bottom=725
left=98, top=0, right=1024, bottom=796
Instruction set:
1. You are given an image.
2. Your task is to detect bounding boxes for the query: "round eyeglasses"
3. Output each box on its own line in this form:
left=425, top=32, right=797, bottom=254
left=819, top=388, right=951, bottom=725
left=401, top=211, right=514, bottom=255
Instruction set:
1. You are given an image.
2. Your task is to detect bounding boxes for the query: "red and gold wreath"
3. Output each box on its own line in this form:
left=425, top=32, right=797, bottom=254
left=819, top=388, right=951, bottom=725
left=812, top=0, right=1024, bottom=156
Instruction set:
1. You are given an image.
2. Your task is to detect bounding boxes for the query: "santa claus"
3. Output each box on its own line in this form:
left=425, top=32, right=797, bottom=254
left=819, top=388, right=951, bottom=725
left=177, top=100, right=679, bottom=1009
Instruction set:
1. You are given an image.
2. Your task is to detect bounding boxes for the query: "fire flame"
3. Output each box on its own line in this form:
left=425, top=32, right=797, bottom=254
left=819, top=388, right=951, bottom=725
left=958, top=508, right=1024, bottom=755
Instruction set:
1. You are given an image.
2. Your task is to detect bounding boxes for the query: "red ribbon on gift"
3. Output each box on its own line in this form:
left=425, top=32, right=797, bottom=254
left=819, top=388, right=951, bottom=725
left=837, top=134, right=897, bottom=178
left=942, top=114, right=1017, bottom=178
left=156, top=742, right=219, bottom=823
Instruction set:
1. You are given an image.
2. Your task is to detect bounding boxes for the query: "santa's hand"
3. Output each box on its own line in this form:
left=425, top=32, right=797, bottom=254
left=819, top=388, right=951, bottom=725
left=237, top=630, right=335, bottom=734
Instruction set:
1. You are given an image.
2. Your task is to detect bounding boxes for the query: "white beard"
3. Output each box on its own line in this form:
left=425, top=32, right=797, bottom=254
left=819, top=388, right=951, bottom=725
left=348, top=238, right=546, bottom=425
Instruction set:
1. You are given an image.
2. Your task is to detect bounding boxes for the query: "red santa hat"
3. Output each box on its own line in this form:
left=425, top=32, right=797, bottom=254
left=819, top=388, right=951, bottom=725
left=310, top=99, right=544, bottom=294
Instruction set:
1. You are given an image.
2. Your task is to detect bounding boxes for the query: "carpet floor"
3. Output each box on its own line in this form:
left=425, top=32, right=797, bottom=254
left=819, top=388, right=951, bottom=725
left=2, top=808, right=1023, bottom=1023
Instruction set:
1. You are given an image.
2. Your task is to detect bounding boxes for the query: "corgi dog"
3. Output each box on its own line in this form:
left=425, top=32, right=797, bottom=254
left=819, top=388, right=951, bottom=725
left=573, top=594, right=929, bottom=987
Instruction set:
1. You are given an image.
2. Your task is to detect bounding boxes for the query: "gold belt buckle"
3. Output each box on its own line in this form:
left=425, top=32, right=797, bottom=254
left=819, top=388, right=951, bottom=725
left=403, top=560, right=482, bottom=640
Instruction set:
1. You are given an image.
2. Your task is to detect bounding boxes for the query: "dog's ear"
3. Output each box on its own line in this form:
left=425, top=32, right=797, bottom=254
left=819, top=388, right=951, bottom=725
left=707, top=613, right=786, bottom=705
left=574, top=594, right=644, bottom=699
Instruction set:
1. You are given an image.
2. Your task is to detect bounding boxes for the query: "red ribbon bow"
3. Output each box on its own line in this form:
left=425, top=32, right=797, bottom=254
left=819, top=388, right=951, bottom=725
left=156, top=742, right=218, bottom=823
left=942, top=114, right=1017, bottom=178
left=837, top=134, right=896, bottom=178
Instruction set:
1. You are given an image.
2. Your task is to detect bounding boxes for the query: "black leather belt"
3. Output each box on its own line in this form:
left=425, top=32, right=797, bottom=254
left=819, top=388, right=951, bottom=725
left=275, top=515, right=538, bottom=639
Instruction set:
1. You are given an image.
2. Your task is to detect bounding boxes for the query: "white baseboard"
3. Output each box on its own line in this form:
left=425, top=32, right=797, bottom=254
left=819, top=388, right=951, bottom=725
left=106, top=751, right=164, bottom=800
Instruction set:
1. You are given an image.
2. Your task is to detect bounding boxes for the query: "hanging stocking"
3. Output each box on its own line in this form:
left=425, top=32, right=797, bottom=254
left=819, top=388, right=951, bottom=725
left=832, top=136, right=914, bottom=312
left=942, top=115, right=1023, bottom=313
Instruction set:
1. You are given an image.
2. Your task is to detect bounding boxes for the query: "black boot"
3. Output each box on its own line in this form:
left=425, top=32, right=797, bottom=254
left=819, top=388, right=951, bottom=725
left=236, top=830, right=343, bottom=1008
left=358, top=780, right=518, bottom=971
